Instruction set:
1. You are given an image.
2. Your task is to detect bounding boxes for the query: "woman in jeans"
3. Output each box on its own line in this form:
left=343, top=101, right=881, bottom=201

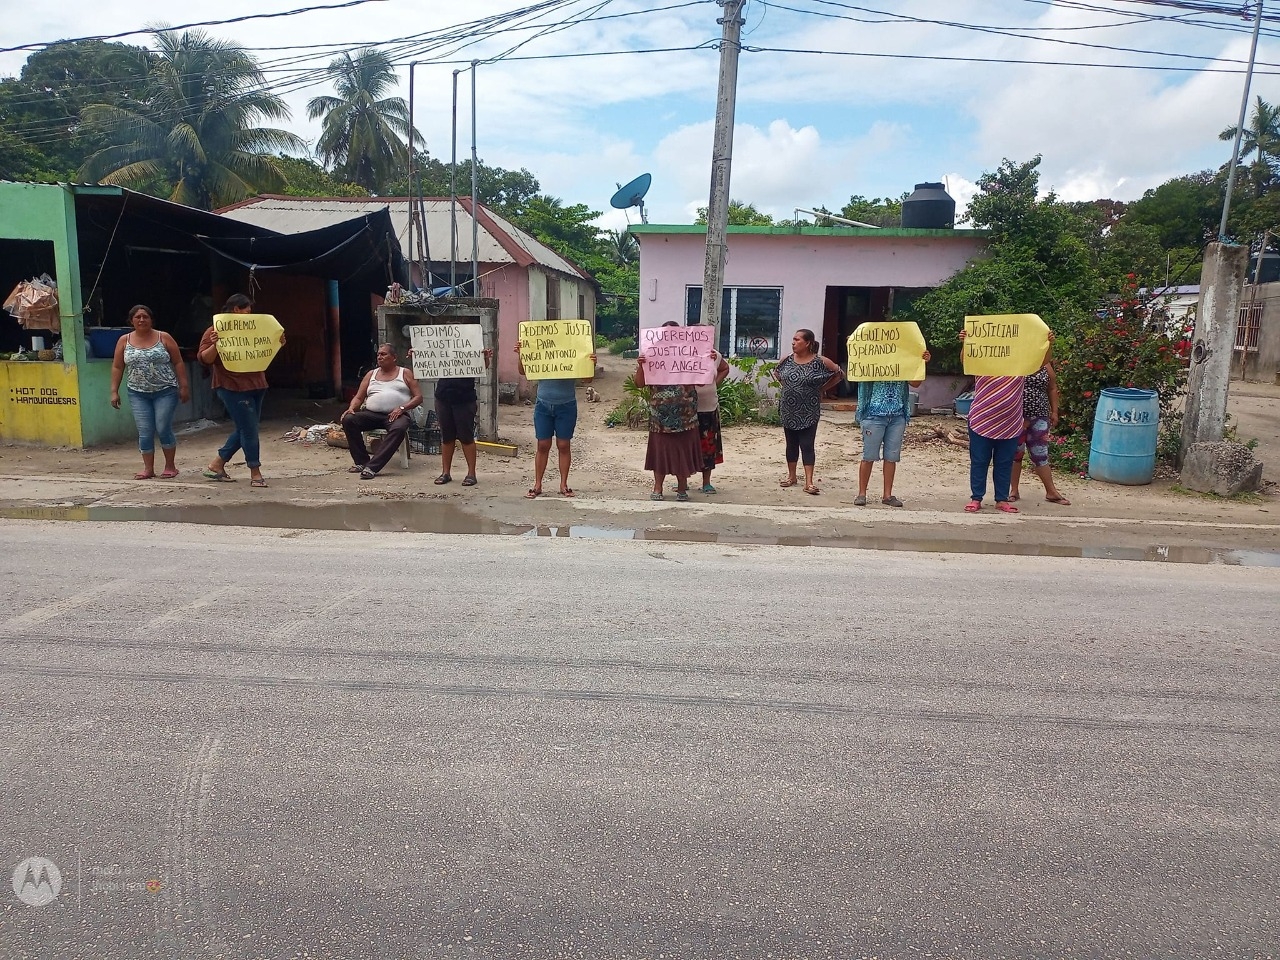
left=109, top=304, right=190, bottom=479
left=853, top=347, right=930, bottom=507
left=774, top=329, right=843, bottom=495
left=198, top=293, right=285, bottom=488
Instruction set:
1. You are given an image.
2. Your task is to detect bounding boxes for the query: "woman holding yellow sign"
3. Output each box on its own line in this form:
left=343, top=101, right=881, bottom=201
left=198, top=293, right=286, bottom=488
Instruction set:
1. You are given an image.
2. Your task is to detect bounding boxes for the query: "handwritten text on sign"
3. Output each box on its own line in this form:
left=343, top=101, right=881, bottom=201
left=640, top=326, right=716, bottom=384
left=409, top=323, right=485, bottom=379
left=846, top=322, right=927, bottom=381
left=213, top=313, right=284, bottom=373
left=518, top=320, right=594, bottom=380
left=962, top=313, right=1050, bottom=377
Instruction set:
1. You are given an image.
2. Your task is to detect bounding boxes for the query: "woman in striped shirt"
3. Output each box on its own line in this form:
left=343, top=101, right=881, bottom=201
left=961, top=330, right=1053, bottom=513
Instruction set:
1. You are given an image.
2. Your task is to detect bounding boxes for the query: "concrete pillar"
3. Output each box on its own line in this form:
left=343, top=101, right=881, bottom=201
left=1179, top=242, right=1248, bottom=465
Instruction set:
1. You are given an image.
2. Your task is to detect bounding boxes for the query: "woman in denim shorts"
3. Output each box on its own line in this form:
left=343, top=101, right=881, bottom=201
left=854, top=348, right=929, bottom=507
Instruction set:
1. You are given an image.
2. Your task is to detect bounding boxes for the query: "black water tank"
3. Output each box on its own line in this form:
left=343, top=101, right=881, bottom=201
left=901, top=182, right=955, bottom=229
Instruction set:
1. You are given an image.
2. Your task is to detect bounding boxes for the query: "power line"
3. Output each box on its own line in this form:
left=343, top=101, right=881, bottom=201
left=0, top=0, right=392, bottom=56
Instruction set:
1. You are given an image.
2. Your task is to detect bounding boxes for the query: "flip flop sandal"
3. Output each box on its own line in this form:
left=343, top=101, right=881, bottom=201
left=433, top=474, right=452, bottom=485
left=461, top=476, right=478, bottom=486
left=996, top=501, right=1019, bottom=513
left=854, top=495, right=867, bottom=506
left=701, top=484, right=717, bottom=494
left=251, top=478, right=269, bottom=488
left=964, top=500, right=982, bottom=512
left=159, top=469, right=179, bottom=479
left=650, top=492, right=665, bottom=501
left=561, top=488, right=575, bottom=498
left=133, top=472, right=155, bottom=480
left=202, top=470, right=235, bottom=482
left=779, top=477, right=798, bottom=488
left=525, top=488, right=542, bottom=499
left=359, top=469, right=377, bottom=480
left=676, top=491, right=690, bottom=502
left=804, top=485, right=820, bottom=496
left=347, top=464, right=367, bottom=473
left=1046, top=495, right=1072, bottom=505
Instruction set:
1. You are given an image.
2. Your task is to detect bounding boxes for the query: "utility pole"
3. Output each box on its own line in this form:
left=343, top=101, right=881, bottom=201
left=1178, top=0, right=1261, bottom=465
left=1218, top=0, right=1263, bottom=241
left=471, top=60, right=480, bottom=299
left=698, top=0, right=747, bottom=348
left=407, top=61, right=418, bottom=289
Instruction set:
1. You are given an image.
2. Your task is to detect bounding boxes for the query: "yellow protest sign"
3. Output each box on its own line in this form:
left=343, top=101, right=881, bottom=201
left=962, top=313, right=1050, bottom=376
left=518, top=320, right=594, bottom=379
left=846, top=321, right=927, bottom=382
left=213, top=313, right=285, bottom=373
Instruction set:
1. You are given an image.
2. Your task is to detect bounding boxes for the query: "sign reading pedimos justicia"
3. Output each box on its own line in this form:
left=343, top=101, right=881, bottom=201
left=408, top=323, right=486, bottom=380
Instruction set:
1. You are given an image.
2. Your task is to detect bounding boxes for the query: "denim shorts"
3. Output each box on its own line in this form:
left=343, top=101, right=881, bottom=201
left=533, top=398, right=577, bottom=441
left=860, top=415, right=906, bottom=462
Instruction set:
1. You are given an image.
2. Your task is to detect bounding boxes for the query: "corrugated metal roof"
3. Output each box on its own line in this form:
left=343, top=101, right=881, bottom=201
left=216, top=195, right=588, bottom=280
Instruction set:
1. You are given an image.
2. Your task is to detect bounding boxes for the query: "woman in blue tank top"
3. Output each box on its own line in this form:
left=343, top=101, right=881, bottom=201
left=109, top=304, right=190, bottom=479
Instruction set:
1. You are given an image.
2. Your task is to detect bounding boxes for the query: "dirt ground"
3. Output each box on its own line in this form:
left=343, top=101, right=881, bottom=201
left=1, top=352, right=1277, bottom=555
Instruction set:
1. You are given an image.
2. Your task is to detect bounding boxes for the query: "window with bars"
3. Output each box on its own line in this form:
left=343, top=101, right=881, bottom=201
left=1235, top=303, right=1262, bottom=353
left=684, top=286, right=783, bottom=359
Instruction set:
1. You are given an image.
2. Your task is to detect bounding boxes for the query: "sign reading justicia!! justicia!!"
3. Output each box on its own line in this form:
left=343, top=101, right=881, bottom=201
left=962, top=313, right=1051, bottom=376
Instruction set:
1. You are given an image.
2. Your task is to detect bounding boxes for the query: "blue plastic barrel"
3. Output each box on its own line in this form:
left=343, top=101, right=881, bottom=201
left=1088, top=387, right=1159, bottom=485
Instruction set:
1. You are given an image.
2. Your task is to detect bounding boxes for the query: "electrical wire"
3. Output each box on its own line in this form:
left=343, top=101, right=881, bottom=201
left=0, top=0, right=392, bottom=56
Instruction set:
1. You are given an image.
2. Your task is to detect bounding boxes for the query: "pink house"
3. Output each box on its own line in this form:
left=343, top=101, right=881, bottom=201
left=630, top=224, right=988, bottom=380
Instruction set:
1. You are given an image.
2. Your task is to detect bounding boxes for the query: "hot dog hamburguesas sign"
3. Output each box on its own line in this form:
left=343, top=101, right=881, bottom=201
left=213, top=313, right=285, bottom=373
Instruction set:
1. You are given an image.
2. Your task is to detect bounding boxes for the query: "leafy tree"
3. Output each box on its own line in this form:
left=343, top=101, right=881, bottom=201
left=77, top=29, right=305, bottom=209
left=695, top=200, right=774, bottom=225
left=306, top=48, right=419, bottom=195
left=840, top=193, right=906, bottom=227
left=0, top=41, right=153, bottom=178
left=273, top=154, right=368, bottom=198
left=1123, top=171, right=1221, bottom=249
left=384, top=153, right=542, bottom=219
left=905, top=157, right=1100, bottom=371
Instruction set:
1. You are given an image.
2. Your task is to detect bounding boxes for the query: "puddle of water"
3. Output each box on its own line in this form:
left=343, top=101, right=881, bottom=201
left=1, top=504, right=1277, bottom=567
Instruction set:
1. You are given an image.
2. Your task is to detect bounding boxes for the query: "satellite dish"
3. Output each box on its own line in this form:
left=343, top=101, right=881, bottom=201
left=610, top=173, right=652, bottom=223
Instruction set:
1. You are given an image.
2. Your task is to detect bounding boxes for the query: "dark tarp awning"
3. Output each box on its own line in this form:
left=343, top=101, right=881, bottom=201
left=196, top=209, right=408, bottom=297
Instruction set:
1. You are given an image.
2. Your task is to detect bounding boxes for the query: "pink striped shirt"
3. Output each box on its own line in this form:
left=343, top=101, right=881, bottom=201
left=968, top=376, right=1025, bottom=439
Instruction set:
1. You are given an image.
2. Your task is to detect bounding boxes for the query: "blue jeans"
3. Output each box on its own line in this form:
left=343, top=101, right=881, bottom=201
left=969, top=428, right=1019, bottom=503
left=126, top=386, right=179, bottom=453
left=216, top=387, right=267, bottom=468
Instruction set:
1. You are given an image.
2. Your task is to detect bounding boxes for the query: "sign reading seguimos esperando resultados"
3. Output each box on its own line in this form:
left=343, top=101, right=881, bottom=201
left=846, top=321, right=927, bottom=381
left=962, top=313, right=1051, bottom=377
left=518, top=320, right=594, bottom=379
left=213, top=313, right=285, bottom=373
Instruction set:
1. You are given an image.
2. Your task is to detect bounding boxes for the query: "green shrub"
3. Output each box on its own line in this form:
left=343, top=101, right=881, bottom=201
left=1054, top=275, right=1191, bottom=443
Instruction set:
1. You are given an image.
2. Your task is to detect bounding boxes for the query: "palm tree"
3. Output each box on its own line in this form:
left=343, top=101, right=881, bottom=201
left=77, top=29, right=306, bottom=210
left=307, top=48, right=419, bottom=194
left=607, top=228, right=638, bottom=267
left=1220, top=96, right=1280, bottom=197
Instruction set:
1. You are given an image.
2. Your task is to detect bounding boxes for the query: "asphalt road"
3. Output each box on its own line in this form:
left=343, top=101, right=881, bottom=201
left=0, top=520, right=1277, bottom=960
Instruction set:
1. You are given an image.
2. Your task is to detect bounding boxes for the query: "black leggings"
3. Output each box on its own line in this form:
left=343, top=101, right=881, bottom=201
left=784, top=423, right=818, bottom=466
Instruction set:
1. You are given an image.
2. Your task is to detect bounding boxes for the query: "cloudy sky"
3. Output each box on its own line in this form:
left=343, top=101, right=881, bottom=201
left=3, top=0, right=1276, bottom=229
